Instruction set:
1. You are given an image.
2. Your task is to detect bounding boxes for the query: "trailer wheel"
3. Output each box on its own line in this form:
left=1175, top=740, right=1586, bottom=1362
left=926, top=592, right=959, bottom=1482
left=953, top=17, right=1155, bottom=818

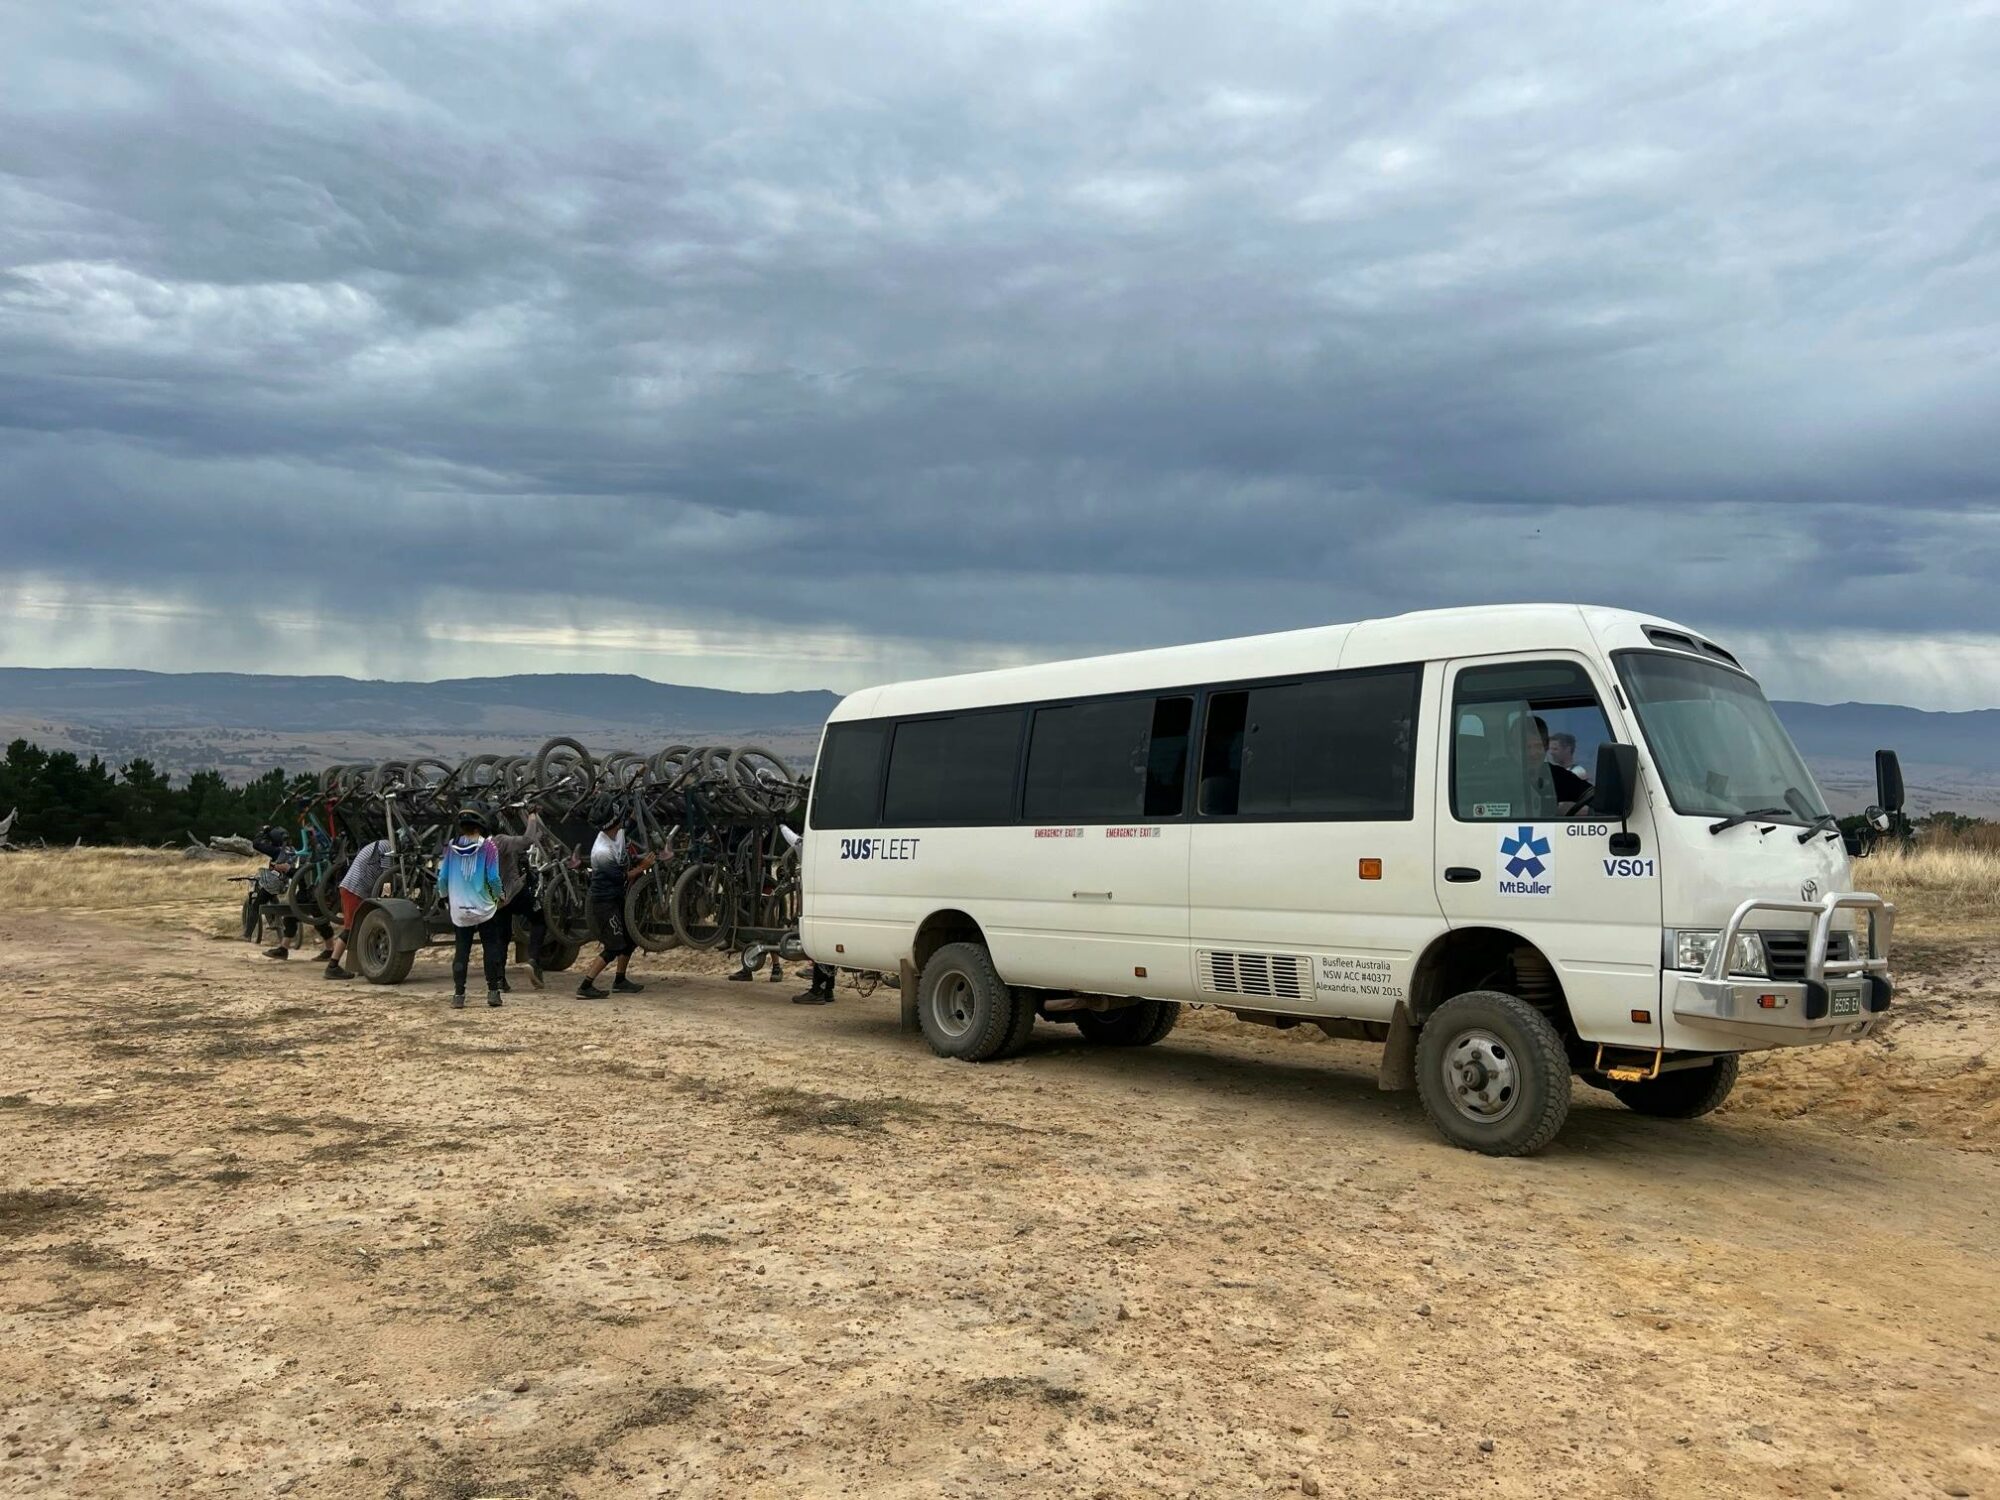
left=1612, top=1055, right=1739, bottom=1118
left=1415, top=990, right=1571, bottom=1156
left=538, top=938, right=581, bottom=973
left=1074, top=1000, right=1179, bottom=1047
left=917, top=942, right=1022, bottom=1062
left=353, top=905, right=416, bottom=986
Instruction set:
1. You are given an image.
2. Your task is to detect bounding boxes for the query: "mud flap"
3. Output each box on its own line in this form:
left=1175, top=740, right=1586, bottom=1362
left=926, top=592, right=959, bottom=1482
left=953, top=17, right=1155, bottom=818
left=899, top=958, right=920, bottom=1034
left=1377, top=1003, right=1417, bottom=1092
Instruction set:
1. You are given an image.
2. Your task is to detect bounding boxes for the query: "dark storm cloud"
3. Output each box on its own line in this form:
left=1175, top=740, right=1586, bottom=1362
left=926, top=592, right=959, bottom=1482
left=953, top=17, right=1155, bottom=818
left=2, top=0, right=1998, bottom=690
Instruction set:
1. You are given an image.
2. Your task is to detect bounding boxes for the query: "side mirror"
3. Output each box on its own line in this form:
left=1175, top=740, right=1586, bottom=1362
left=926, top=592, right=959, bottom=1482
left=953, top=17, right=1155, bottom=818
left=1590, top=742, right=1640, bottom=821
left=1875, top=749, right=1905, bottom=815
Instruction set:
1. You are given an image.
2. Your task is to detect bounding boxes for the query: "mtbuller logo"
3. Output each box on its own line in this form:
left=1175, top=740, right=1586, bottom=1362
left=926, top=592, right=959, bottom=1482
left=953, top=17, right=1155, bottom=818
left=1498, top=825, right=1554, bottom=897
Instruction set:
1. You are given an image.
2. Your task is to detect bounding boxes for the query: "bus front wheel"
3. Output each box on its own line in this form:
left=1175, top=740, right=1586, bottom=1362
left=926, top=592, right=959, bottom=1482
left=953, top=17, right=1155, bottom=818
left=1612, top=1055, right=1738, bottom=1118
left=917, top=942, right=1022, bottom=1062
left=1415, top=990, right=1571, bottom=1156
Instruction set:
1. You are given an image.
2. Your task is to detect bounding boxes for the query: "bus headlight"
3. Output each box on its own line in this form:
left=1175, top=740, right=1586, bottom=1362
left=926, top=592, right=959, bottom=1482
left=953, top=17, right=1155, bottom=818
left=1667, top=929, right=1768, bottom=976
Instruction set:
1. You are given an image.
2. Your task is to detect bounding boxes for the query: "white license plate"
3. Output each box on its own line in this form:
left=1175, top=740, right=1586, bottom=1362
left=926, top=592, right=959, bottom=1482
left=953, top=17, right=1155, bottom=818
left=1829, top=987, right=1862, bottom=1017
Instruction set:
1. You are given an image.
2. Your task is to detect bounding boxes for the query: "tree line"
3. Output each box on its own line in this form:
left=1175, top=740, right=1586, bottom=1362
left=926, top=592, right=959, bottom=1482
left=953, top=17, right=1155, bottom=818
left=1, top=733, right=1994, bottom=851
left=0, top=739, right=294, bottom=847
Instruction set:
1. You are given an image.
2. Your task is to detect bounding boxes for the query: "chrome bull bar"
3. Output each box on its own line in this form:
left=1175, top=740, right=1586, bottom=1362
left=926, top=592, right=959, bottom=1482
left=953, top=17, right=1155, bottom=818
left=1674, top=891, right=1896, bottom=1035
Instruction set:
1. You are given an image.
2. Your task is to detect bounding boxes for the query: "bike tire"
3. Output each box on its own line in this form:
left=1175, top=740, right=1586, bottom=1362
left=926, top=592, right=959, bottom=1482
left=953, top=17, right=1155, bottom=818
left=669, top=861, right=731, bottom=950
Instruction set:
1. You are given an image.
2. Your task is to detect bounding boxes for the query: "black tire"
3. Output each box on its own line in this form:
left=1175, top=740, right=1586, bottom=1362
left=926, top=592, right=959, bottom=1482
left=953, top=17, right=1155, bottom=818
left=995, top=986, right=1040, bottom=1057
left=669, top=861, right=730, bottom=950
left=240, top=890, right=262, bottom=943
left=538, top=938, right=581, bottom=973
left=531, top=736, right=596, bottom=797
left=1414, top=990, right=1572, bottom=1156
left=1612, top=1055, right=1739, bottom=1118
left=1073, top=1000, right=1179, bottom=1047
left=352, top=905, right=416, bottom=986
left=917, top=942, right=1023, bottom=1062
left=624, top=868, right=682, bottom=953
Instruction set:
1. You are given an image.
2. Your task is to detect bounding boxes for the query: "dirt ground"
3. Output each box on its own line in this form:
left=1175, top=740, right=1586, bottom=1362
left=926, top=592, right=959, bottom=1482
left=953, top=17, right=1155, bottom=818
left=2, top=874, right=1997, bottom=1498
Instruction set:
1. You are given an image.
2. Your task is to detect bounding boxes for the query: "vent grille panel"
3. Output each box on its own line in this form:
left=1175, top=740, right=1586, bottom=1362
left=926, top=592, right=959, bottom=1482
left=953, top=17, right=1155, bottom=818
left=1758, top=929, right=1854, bottom=982
left=1199, top=950, right=1315, bottom=1002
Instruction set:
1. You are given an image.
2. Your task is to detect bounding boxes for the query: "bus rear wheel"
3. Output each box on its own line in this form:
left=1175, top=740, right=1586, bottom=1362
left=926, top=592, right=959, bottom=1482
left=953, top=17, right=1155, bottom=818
left=1415, top=990, right=1571, bottom=1156
left=917, top=942, right=1023, bottom=1062
left=1612, top=1055, right=1738, bottom=1118
left=1073, top=1000, right=1179, bottom=1047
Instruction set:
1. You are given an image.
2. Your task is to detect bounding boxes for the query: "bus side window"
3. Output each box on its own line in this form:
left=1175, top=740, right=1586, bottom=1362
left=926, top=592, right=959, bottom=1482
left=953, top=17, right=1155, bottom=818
left=1145, top=697, right=1194, bottom=816
left=1451, top=661, right=1612, bottom=821
left=1199, top=692, right=1248, bottom=816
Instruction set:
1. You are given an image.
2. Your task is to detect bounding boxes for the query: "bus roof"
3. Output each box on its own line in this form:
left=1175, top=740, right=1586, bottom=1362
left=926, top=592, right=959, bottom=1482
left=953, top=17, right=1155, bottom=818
left=829, top=604, right=1726, bottom=722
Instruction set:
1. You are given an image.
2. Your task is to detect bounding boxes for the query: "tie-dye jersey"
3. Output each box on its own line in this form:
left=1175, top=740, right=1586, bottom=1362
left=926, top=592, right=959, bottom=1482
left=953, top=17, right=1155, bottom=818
left=439, top=836, right=503, bottom=926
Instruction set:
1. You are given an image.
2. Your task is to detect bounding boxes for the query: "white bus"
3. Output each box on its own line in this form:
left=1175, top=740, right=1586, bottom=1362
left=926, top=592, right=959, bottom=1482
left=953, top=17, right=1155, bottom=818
left=799, top=604, right=1898, bottom=1155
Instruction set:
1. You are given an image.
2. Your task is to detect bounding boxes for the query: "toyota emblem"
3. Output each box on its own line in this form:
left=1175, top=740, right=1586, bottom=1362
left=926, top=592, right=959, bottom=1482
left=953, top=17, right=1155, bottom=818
left=1801, top=879, right=1820, bottom=902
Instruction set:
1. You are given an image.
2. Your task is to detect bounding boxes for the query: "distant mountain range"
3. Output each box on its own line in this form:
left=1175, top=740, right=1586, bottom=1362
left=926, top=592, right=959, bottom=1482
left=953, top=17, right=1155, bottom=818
left=0, top=668, right=1993, bottom=813
left=0, top=668, right=839, bottom=734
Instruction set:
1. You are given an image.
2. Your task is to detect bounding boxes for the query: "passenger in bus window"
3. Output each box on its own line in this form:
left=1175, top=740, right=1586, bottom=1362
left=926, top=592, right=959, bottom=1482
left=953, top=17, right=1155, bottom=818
left=1547, top=731, right=1591, bottom=782
left=1526, top=716, right=1591, bottom=812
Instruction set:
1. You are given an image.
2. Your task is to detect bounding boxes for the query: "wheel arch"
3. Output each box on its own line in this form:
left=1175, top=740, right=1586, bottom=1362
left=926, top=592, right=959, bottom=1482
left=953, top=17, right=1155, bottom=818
left=1409, top=925, right=1577, bottom=1044
left=911, top=908, right=987, bottom=972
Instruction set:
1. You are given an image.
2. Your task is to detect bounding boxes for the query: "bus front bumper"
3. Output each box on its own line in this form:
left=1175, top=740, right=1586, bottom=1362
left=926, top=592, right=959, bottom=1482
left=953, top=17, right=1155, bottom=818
left=1669, top=891, right=1895, bottom=1043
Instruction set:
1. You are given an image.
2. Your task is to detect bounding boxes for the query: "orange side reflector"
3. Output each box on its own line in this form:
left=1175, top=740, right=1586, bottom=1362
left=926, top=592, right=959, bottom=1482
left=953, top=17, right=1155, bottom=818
left=1134, top=966, right=1148, bottom=978
left=1359, top=858, right=1383, bottom=880
left=1631, top=1009, right=1651, bottom=1024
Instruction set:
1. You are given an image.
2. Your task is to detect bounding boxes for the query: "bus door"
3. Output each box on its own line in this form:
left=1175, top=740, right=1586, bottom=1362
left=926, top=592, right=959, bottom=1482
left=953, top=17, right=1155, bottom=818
left=1432, top=656, right=1663, bottom=1046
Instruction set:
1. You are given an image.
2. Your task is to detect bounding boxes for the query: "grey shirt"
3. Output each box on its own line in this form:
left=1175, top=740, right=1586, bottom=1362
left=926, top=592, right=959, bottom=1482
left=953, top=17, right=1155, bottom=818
left=339, top=839, right=393, bottom=897
left=490, top=814, right=543, bottom=904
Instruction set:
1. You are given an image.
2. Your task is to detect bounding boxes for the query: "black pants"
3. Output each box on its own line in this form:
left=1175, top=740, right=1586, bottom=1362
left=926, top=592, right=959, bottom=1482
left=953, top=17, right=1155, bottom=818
left=452, top=916, right=508, bottom=994
left=498, top=886, right=544, bottom=967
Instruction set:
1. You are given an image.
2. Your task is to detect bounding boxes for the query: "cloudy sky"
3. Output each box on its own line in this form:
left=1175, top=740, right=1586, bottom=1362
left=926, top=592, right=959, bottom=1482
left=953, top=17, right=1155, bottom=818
left=2, top=0, right=1997, bottom=707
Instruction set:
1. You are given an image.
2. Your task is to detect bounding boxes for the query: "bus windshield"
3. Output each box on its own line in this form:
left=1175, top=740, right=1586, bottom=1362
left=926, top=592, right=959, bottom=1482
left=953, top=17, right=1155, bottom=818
left=1615, top=651, right=1830, bottom=824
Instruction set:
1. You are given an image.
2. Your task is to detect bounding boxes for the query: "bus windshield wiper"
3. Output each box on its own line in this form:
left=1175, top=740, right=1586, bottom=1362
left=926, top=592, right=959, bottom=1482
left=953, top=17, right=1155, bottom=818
left=1796, top=811, right=1840, bottom=845
left=1708, top=807, right=1792, bottom=835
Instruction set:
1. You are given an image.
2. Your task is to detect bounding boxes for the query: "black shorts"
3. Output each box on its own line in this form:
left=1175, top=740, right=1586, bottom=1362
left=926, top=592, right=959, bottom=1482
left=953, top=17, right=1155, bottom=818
left=589, top=895, right=634, bottom=959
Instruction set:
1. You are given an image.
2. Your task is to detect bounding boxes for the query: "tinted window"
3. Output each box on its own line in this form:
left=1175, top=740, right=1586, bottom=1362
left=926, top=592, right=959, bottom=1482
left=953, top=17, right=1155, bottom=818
left=809, top=721, right=887, bottom=830
left=1144, top=697, right=1193, bottom=816
left=883, top=711, right=1024, bottom=825
left=1200, top=668, right=1419, bottom=819
left=1022, top=696, right=1192, bottom=823
left=1451, top=660, right=1611, bottom=821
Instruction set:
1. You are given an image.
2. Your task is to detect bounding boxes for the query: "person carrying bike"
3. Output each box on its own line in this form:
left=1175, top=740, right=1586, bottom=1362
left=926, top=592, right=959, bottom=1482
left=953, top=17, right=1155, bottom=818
left=322, top=834, right=392, bottom=980
left=438, top=806, right=507, bottom=1010
left=577, top=797, right=651, bottom=1000
left=491, top=809, right=547, bottom=989
left=251, top=822, right=334, bottom=964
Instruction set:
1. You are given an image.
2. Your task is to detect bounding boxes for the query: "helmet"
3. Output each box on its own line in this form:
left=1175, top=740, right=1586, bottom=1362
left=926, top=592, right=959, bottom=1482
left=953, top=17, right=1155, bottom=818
left=589, top=794, right=625, bottom=831
left=455, top=805, right=491, bottom=834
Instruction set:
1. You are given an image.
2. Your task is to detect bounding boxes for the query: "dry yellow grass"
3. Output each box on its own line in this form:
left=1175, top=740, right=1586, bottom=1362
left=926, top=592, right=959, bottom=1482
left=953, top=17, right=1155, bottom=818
left=0, top=846, right=259, bottom=921
left=1862, top=842, right=2000, bottom=934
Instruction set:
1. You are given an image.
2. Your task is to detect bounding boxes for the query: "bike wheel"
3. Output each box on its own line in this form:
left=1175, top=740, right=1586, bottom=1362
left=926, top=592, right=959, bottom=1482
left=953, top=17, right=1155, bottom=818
left=623, top=866, right=683, bottom=952
left=532, top=737, right=597, bottom=795
left=669, top=861, right=731, bottom=950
